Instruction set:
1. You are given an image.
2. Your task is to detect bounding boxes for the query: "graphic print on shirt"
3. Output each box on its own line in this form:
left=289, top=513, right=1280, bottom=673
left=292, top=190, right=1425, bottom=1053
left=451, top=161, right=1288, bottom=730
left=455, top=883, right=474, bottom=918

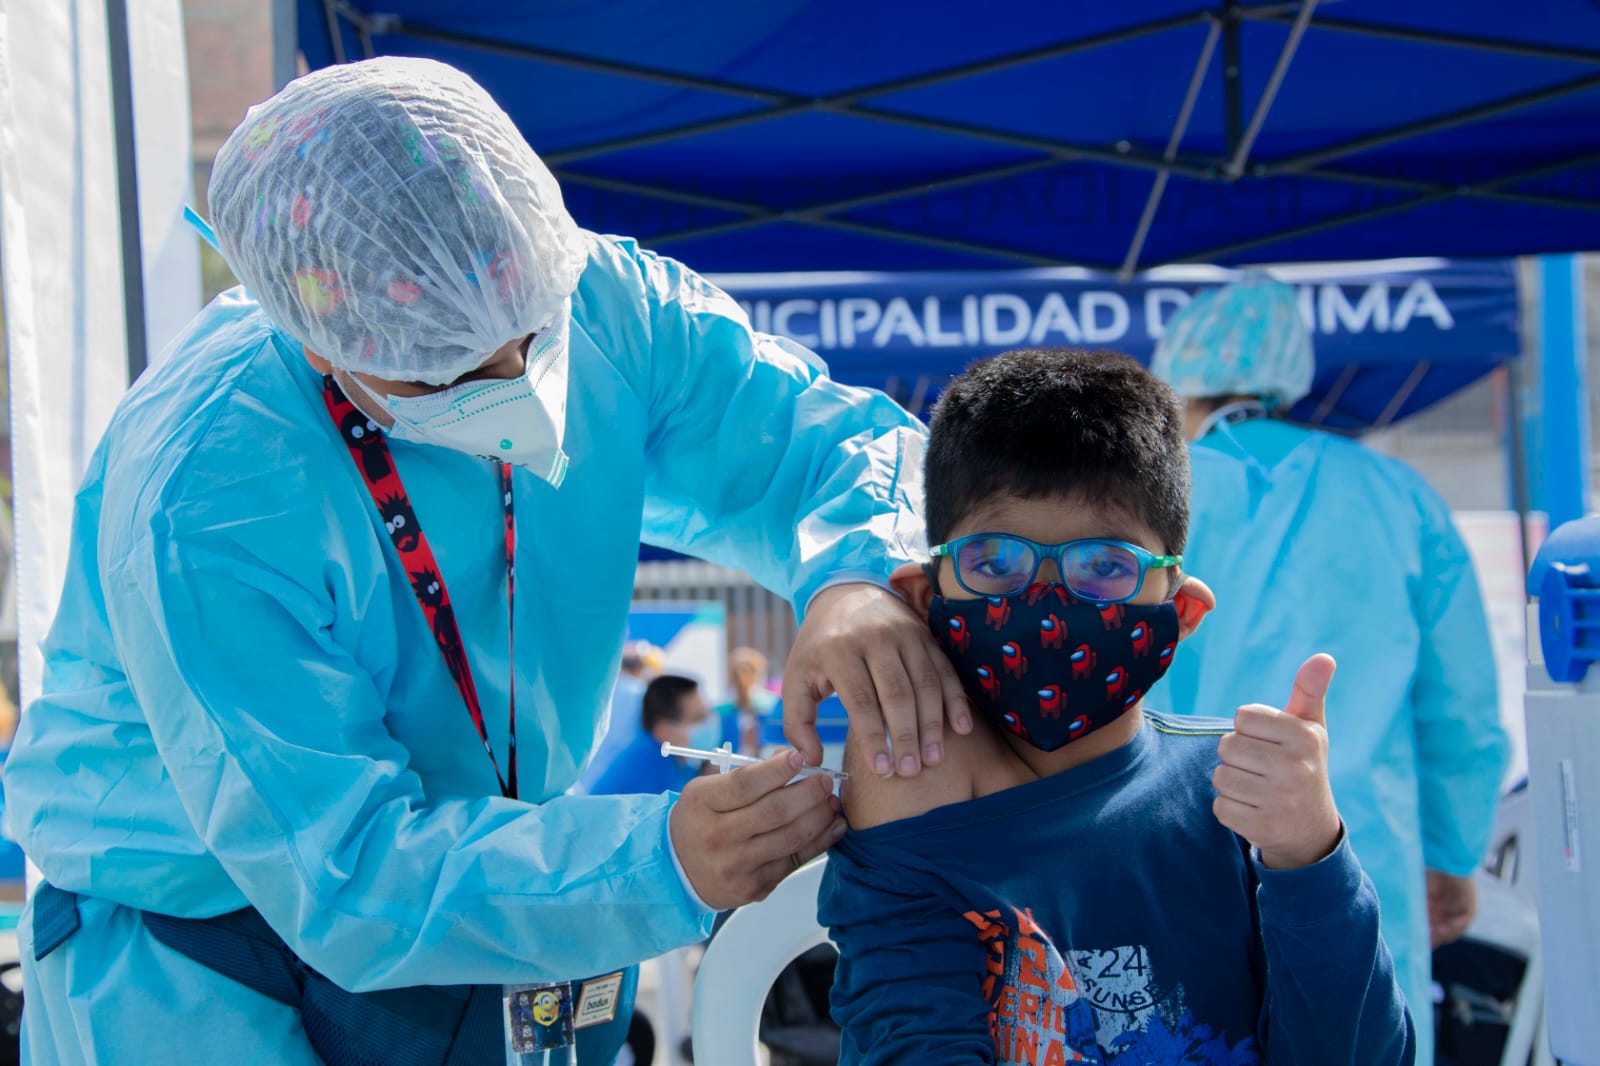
left=963, top=907, right=1258, bottom=1066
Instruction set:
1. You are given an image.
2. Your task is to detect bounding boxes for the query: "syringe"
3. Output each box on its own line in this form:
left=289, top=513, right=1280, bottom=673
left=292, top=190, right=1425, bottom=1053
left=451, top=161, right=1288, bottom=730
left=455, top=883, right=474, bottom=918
left=660, top=740, right=848, bottom=782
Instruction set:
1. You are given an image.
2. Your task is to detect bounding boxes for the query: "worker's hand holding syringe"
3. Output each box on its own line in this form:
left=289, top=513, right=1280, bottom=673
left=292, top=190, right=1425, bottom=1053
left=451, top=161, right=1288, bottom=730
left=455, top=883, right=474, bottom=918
left=668, top=746, right=848, bottom=911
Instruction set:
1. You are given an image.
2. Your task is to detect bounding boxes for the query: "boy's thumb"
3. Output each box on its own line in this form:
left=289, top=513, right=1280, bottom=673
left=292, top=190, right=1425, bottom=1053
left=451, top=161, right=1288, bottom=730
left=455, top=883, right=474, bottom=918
left=1284, top=654, right=1335, bottom=729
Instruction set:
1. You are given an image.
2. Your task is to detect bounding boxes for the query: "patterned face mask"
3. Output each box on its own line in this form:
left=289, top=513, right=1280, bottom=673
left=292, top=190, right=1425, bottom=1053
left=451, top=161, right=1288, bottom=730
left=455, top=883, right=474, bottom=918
left=928, top=584, right=1180, bottom=752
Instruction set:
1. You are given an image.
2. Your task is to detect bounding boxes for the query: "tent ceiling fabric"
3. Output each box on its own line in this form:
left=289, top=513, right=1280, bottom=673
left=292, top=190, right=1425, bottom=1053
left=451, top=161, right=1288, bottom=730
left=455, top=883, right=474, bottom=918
left=301, top=0, right=1600, bottom=273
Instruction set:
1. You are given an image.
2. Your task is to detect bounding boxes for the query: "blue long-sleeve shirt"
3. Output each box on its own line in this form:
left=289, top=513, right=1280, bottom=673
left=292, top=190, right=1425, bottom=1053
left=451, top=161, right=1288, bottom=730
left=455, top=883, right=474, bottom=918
left=590, top=731, right=698, bottom=797
left=819, top=714, right=1415, bottom=1065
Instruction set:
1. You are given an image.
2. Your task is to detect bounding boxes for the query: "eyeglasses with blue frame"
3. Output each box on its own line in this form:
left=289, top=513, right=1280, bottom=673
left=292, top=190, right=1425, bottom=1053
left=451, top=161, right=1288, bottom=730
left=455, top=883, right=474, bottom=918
left=929, top=533, right=1182, bottom=604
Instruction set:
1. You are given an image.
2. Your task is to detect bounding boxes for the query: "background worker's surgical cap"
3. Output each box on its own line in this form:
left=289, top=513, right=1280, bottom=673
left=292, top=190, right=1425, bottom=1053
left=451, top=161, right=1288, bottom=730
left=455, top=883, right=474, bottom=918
left=208, top=56, right=585, bottom=384
left=1150, top=275, right=1314, bottom=408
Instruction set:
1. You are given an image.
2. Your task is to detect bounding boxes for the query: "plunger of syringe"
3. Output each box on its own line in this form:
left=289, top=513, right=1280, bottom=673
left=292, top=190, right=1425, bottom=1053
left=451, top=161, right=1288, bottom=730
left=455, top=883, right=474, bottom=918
left=659, top=740, right=848, bottom=782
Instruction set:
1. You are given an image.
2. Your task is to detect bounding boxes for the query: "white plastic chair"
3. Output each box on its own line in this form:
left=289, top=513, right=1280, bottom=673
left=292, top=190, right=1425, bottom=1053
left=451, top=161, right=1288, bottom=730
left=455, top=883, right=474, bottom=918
left=1454, top=785, right=1555, bottom=1066
left=691, top=857, right=830, bottom=1066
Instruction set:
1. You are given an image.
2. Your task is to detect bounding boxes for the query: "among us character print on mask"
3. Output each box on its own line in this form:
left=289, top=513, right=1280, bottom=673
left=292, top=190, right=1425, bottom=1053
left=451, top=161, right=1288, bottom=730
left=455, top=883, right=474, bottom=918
left=928, top=584, right=1179, bottom=752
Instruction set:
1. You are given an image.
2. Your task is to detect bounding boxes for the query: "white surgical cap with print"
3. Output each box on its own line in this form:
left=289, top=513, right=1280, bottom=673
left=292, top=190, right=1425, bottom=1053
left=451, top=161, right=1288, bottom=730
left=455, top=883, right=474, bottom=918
left=209, top=56, right=585, bottom=384
left=1150, top=275, right=1314, bottom=408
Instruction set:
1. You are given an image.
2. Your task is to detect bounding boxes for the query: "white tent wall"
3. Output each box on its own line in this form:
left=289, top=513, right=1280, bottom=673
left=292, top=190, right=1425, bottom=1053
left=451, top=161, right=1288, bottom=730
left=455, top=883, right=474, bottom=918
left=128, top=0, right=201, bottom=368
left=0, top=0, right=198, bottom=720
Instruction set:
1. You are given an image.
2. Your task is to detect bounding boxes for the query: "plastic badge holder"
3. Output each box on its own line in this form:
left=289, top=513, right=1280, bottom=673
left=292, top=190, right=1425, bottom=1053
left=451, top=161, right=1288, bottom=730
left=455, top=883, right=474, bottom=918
left=504, top=982, right=576, bottom=1065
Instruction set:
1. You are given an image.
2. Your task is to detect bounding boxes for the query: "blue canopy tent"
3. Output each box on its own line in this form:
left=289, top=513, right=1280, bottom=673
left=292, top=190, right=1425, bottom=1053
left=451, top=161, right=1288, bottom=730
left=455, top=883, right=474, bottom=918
left=280, top=0, right=1595, bottom=540
left=296, top=1, right=1600, bottom=274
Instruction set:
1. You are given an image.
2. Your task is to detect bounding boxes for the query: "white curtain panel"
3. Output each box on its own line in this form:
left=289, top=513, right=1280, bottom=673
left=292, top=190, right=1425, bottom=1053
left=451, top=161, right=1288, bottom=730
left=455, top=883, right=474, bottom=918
left=0, top=0, right=198, bottom=716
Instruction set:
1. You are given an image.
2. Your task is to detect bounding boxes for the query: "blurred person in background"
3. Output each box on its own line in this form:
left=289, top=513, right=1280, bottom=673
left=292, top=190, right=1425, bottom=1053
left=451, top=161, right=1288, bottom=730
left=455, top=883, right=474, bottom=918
left=575, top=640, right=663, bottom=793
left=1151, top=276, right=1510, bottom=1065
left=718, top=647, right=777, bottom=754
left=591, top=676, right=721, bottom=797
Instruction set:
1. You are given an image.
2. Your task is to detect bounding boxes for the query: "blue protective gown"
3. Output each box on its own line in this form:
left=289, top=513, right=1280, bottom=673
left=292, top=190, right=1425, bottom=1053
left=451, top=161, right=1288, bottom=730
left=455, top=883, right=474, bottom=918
left=3, top=233, right=927, bottom=1064
left=1160, top=420, right=1509, bottom=1065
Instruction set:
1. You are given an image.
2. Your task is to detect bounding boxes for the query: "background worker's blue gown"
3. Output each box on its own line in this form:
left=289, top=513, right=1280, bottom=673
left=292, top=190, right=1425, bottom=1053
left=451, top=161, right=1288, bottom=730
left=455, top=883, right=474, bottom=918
left=1162, top=420, right=1510, bottom=1065
left=2, top=234, right=928, bottom=1064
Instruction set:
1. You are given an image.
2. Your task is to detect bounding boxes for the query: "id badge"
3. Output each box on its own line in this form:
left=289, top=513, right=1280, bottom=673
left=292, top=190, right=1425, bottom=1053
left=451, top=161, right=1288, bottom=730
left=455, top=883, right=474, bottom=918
left=573, top=972, right=625, bottom=1030
left=505, top=982, right=575, bottom=1054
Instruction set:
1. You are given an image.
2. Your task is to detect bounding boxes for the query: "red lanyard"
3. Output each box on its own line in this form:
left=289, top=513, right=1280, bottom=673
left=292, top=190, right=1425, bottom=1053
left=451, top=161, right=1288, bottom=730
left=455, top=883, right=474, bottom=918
left=322, top=375, right=518, bottom=800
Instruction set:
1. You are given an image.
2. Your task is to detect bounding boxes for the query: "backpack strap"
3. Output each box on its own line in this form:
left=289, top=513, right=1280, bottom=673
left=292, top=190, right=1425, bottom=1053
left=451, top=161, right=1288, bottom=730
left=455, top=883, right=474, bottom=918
left=30, top=883, right=81, bottom=961
left=141, top=906, right=305, bottom=1008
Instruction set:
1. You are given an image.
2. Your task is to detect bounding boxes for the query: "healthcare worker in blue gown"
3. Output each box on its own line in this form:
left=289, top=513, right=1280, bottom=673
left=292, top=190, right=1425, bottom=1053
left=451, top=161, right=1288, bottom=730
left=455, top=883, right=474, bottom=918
left=1, top=57, right=966, bottom=1065
left=1151, top=277, right=1510, bottom=1065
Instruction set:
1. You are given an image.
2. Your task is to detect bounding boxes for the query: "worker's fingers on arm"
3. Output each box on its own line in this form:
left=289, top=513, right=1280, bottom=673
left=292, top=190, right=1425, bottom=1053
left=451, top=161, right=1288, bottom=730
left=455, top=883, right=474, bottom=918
left=862, top=650, right=922, bottom=777
left=936, top=643, right=973, bottom=735
left=831, top=654, right=893, bottom=777
left=901, top=642, right=949, bottom=767
left=1216, top=732, right=1282, bottom=776
left=701, top=750, right=806, bottom=813
left=780, top=672, right=823, bottom=768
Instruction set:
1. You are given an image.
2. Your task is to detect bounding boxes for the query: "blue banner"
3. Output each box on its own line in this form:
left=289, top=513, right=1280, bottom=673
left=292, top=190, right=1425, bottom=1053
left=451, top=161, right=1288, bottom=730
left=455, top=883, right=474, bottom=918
left=714, top=258, right=1520, bottom=431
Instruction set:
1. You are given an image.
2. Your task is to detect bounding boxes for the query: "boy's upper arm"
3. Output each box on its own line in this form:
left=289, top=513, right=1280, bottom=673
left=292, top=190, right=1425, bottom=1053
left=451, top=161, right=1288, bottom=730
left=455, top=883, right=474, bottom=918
left=842, top=726, right=987, bottom=830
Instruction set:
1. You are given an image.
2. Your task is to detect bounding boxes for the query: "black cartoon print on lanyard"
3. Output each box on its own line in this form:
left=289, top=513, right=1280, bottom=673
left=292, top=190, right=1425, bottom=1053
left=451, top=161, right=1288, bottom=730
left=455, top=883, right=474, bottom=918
left=322, top=375, right=519, bottom=800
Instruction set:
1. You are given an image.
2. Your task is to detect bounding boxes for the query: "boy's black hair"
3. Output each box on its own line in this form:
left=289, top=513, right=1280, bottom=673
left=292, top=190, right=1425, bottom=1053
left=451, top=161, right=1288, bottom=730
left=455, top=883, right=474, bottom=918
left=641, top=675, right=700, bottom=732
left=924, top=349, right=1190, bottom=555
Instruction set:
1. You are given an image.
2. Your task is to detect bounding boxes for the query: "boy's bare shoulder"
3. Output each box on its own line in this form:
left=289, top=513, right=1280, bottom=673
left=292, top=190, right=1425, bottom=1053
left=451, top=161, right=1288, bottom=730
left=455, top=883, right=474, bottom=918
left=842, top=721, right=1029, bottom=830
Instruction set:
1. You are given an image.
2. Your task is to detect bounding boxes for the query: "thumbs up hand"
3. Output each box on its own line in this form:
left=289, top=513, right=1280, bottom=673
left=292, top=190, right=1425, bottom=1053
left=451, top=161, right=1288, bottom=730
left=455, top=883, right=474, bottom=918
left=1212, top=654, right=1343, bottom=871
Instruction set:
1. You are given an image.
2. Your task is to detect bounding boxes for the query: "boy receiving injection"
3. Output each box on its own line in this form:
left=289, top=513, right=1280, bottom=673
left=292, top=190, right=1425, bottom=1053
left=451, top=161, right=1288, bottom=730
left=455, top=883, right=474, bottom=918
left=819, top=350, right=1413, bottom=1065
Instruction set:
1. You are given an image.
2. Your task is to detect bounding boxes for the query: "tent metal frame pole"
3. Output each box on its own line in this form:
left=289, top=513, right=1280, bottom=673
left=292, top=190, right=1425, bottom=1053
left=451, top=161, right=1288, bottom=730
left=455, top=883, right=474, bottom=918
left=1121, top=17, right=1223, bottom=278
left=843, top=104, right=1203, bottom=176
left=808, top=217, right=1063, bottom=266
left=1241, top=9, right=1600, bottom=65
left=1184, top=195, right=1435, bottom=263
left=321, top=0, right=347, bottom=65
left=104, top=0, right=148, bottom=383
left=822, top=10, right=1213, bottom=106
left=1505, top=358, right=1534, bottom=580
left=544, top=107, right=811, bottom=167
left=1238, top=2, right=1305, bottom=18
left=350, top=19, right=793, bottom=101
left=1181, top=149, right=1600, bottom=263
left=1299, top=163, right=1600, bottom=215
left=1226, top=0, right=1317, bottom=177
left=384, top=12, right=1212, bottom=175
left=1536, top=253, right=1592, bottom=528
left=1372, top=360, right=1431, bottom=428
left=271, top=0, right=298, bottom=90
left=573, top=140, right=1600, bottom=270
left=563, top=156, right=1061, bottom=221
left=1222, top=0, right=1243, bottom=160
left=1258, top=68, right=1600, bottom=175
left=1307, top=364, right=1359, bottom=427
left=562, top=158, right=1082, bottom=267
left=790, top=158, right=1062, bottom=217
left=643, top=209, right=1069, bottom=269
left=377, top=11, right=1209, bottom=110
